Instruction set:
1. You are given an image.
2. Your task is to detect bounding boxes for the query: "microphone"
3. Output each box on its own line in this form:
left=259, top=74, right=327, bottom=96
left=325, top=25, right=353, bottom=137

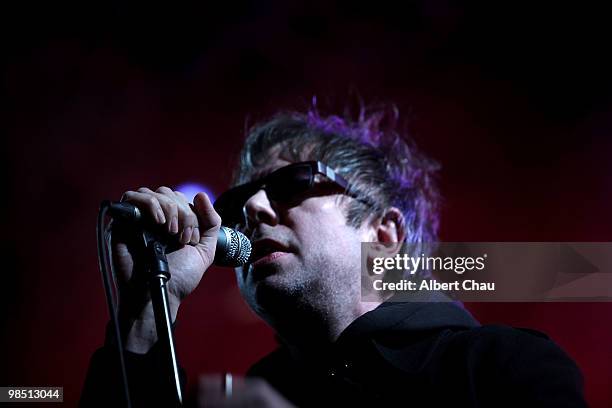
left=107, top=201, right=251, bottom=267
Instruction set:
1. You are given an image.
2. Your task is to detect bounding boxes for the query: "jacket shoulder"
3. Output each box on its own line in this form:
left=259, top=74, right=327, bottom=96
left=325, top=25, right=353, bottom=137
left=444, top=324, right=574, bottom=369
left=434, top=325, right=586, bottom=407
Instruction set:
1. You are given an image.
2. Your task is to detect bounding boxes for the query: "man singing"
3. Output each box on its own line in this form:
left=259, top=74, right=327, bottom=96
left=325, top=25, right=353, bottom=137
left=81, top=105, right=586, bottom=407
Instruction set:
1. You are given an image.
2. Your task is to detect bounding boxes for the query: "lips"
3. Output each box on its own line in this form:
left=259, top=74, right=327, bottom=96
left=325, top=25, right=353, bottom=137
left=250, top=238, right=291, bottom=265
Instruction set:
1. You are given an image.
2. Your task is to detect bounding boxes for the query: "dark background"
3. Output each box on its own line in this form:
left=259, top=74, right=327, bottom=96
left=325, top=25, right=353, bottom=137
left=3, top=1, right=612, bottom=405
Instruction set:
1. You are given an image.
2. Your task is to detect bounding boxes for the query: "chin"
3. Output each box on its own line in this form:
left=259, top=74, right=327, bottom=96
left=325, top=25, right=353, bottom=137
left=250, top=273, right=304, bottom=313
left=254, top=272, right=294, bottom=294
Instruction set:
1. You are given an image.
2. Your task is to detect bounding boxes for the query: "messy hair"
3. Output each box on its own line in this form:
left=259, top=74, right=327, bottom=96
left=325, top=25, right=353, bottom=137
left=234, top=101, right=441, bottom=252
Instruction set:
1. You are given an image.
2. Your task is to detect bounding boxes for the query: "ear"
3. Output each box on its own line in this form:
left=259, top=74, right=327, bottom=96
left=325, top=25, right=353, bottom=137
left=361, top=208, right=408, bottom=302
left=365, top=207, right=407, bottom=257
left=378, top=207, right=407, bottom=243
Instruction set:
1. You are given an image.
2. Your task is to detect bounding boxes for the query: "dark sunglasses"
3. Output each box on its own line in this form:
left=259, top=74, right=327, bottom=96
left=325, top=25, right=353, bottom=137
left=214, top=161, right=372, bottom=227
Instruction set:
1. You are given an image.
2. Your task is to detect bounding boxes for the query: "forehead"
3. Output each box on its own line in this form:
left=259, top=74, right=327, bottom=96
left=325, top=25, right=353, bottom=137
left=246, top=144, right=297, bottom=182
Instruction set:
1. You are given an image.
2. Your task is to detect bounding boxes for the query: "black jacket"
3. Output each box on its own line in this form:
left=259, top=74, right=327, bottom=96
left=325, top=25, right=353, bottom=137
left=81, top=300, right=586, bottom=407
left=249, top=300, right=586, bottom=407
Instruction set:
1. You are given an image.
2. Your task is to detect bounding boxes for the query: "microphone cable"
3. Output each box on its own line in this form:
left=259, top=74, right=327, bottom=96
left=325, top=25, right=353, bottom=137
left=96, top=201, right=132, bottom=408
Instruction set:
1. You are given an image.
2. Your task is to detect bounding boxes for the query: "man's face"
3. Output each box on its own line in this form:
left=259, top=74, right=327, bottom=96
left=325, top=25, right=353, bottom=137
left=234, top=147, right=374, bottom=324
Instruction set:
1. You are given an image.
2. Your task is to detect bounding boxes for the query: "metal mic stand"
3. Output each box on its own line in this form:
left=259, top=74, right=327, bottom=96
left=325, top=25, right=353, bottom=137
left=139, top=229, right=183, bottom=406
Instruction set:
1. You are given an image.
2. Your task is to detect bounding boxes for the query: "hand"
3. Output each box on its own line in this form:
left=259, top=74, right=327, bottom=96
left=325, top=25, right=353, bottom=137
left=197, top=374, right=296, bottom=408
left=112, top=187, right=221, bottom=352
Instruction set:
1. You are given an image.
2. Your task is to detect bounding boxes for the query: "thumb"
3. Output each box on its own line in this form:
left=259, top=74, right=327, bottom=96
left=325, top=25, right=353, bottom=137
left=192, top=192, right=222, bottom=266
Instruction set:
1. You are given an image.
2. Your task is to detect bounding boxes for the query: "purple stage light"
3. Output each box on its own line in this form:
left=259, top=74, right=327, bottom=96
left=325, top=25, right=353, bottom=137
left=175, top=182, right=215, bottom=203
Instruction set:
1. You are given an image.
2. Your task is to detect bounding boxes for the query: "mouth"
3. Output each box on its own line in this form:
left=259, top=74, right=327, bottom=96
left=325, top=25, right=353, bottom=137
left=249, top=238, right=292, bottom=268
left=251, top=251, right=289, bottom=267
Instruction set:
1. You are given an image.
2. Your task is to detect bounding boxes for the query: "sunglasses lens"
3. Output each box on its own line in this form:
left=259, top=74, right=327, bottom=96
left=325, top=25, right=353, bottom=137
left=214, top=163, right=315, bottom=227
left=265, top=164, right=313, bottom=201
left=214, top=183, right=257, bottom=227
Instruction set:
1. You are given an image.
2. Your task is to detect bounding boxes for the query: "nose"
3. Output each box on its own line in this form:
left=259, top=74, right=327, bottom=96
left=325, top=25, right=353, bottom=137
left=243, top=189, right=279, bottom=232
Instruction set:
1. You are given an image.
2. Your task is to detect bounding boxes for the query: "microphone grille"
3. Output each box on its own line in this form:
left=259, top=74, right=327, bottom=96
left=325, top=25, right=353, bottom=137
left=218, top=227, right=251, bottom=267
left=234, top=230, right=252, bottom=266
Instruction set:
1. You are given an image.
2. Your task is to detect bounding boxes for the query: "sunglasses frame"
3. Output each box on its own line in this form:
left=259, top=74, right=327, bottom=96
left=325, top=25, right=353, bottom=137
left=214, top=161, right=372, bottom=227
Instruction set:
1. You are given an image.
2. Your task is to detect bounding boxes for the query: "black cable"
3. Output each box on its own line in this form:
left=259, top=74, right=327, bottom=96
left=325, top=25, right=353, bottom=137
left=97, top=201, right=132, bottom=408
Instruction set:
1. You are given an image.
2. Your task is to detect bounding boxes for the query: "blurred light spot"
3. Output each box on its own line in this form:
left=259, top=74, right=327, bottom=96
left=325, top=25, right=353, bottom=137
left=175, top=182, right=215, bottom=203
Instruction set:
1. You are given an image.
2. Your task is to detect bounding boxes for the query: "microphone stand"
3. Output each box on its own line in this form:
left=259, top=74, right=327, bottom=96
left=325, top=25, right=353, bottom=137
left=139, top=229, right=183, bottom=406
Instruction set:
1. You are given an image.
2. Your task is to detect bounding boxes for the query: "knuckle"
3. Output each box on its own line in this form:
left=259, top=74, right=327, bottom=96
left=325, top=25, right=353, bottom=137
left=137, top=187, right=152, bottom=193
left=166, top=201, right=179, bottom=214
left=175, top=194, right=189, bottom=207
left=156, top=185, right=173, bottom=194
left=121, top=191, right=135, bottom=201
left=177, top=204, right=193, bottom=221
left=145, top=196, right=158, bottom=208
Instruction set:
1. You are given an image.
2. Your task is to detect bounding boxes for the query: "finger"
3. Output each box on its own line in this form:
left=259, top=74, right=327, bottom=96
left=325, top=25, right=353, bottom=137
left=189, top=205, right=201, bottom=245
left=177, top=200, right=198, bottom=245
left=174, top=190, right=189, bottom=202
left=121, top=190, right=165, bottom=224
left=156, top=186, right=198, bottom=243
left=193, top=192, right=222, bottom=241
left=155, top=185, right=181, bottom=200
left=174, top=190, right=201, bottom=243
left=135, top=188, right=176, bottom=234
left=193, top=192, right=222, bottom=265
